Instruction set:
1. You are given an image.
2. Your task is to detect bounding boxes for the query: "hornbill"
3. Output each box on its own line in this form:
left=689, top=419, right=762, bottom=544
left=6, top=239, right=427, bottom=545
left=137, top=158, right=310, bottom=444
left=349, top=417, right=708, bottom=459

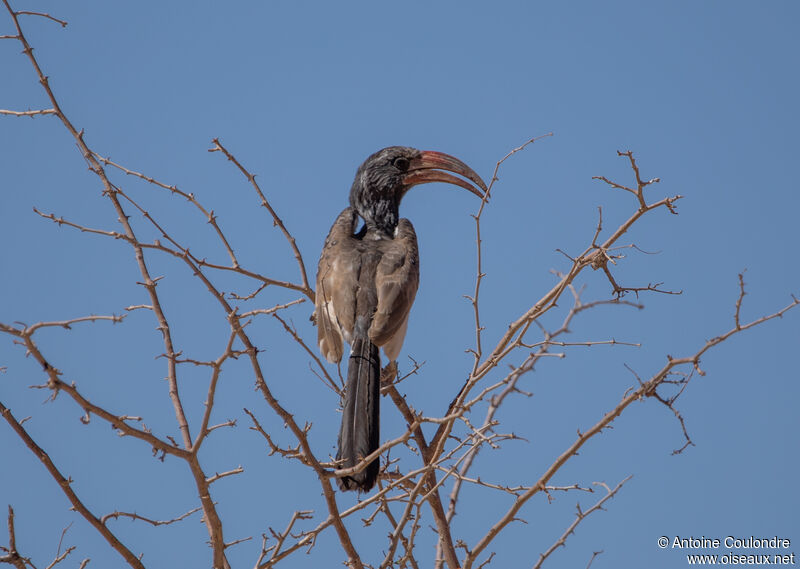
left=315, top=146, right=487, bottom=491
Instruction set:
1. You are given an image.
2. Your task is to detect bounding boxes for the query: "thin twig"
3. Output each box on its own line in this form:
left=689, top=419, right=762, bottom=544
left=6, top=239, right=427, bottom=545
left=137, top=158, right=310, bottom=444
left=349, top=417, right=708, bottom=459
left=101, top=507, right=202, bottom=527
left=532, top=477, right=631, bottom=569
left=15, top=10, right=67, bottom=27
left=0, top=108, right=56, bottom=117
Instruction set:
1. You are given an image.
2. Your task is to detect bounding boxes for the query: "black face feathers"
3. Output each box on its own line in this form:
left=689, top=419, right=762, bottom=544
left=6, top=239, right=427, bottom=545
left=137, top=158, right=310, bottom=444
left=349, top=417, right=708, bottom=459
left=349, top=147, right=421, bottom=236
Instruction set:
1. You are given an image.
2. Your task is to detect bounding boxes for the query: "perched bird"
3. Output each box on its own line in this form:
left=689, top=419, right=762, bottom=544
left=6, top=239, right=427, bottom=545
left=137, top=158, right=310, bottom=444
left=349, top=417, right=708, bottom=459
left=315, top=146, right=487, bottom=491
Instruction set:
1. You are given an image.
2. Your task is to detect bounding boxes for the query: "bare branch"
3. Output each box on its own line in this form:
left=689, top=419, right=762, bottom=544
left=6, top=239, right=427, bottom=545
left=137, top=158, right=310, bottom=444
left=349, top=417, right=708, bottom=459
left=209, top=138, right=313, bottom=300
left=17, top=314, right=125, bottom=335
left=15, top=10, right=67, bottom=27
left=271, top=313, right=339, bottom=394
left=238, top=298, right=305, bottom=319
left=585, top=550, right=604, bottom=569
left=0, top=322, right=188, bottom=459
left=463, top=290, right=799, bottom=568
left=532, top=477, right=631, bottom=569
left=258, top=510, right=313, bottom=567
left=224, top=536, right=252, bottom=550
left=193, top=331, right=238, bottom=452
left=1, top=506, right=30, bottom=569
left=468, top=133, right=554, bottom=374
left=43, top=544, right=76, bottom=569
left=734, top=271, right=747, bottom=329
left=207, top=467, right=244, bottom=485
left=444, top=292, right=642, bottom=532
left=0, top=8, right=230, bottom=563
left=434, top=152, right=684, bottom=467
left=101, top=507, right=201, bottom=527
left=93, top=152, right=241, bottom=268
left=0, top=108, right=56, bottom=117
left=0, top=403, right=145, bottom=569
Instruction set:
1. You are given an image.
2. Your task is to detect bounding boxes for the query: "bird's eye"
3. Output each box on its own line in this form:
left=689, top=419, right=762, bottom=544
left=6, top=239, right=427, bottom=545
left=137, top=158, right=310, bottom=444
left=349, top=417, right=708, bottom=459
left=392, top=157, right=410, bottom=171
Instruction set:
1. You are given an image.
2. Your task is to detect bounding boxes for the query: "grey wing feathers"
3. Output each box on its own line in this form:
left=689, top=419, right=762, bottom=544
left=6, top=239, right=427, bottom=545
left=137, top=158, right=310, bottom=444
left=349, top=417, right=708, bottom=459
left=369, top=219, right=419, bottom=348
left=315, top=208, right=358, bottom=363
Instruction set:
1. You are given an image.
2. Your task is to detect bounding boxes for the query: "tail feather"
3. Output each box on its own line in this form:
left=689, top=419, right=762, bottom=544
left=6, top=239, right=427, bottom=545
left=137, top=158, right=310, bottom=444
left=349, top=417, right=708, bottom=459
left=336, top=334, right=380, bottom=491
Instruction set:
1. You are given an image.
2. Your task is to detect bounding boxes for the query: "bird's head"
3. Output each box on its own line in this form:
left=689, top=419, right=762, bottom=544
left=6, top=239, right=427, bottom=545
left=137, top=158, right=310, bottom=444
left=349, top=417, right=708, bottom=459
left=349, top=146, right=487, bottom=235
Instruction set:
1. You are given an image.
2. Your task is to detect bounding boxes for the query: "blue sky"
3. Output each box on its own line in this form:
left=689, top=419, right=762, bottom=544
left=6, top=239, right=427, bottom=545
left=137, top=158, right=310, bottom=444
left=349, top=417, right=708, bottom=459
left=1, top=2, right=798, bottom=568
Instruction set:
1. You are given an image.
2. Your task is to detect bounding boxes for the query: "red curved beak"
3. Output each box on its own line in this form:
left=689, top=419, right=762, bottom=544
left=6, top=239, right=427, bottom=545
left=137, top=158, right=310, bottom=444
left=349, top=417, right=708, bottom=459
left=402, top=151, right=487, bottom=198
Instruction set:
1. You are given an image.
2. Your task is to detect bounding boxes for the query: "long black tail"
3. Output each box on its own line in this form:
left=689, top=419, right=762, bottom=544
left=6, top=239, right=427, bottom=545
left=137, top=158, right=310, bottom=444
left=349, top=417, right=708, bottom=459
left=336, top=332, right=380, bottom=491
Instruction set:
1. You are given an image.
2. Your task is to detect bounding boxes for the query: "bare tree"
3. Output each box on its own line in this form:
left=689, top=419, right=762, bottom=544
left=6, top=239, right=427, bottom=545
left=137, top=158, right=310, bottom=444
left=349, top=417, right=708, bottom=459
left=1, top=5, right=797, bottom=569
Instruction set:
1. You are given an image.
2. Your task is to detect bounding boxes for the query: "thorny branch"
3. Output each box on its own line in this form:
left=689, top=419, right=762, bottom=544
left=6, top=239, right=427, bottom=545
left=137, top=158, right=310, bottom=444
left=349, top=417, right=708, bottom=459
left=0, top=403, right=145, bottom=569
left=432, top=149, right=684, bottom=466
left=467, top=133, right=554, bottom=375
left=2, top=3, right=230, bottom=566
left=442, top=290, right=642, bottom=538
left=1, top=319, right=187, bottom=458
left=93, top=152, right=241, bottom=268
left=0, top=108, right=56, bottom=117
left=101, top=507, right=202, bottom=528
left=209, top=138, right=314, bottom=300
left=532, top=477, right=632, bottom=569
left=462, top=289, right=798, bottom=569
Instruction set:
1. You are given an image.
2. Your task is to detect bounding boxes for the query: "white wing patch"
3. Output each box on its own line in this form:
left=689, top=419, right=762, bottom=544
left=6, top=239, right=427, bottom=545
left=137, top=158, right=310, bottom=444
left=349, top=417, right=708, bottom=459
left=319, top=299, right=345, bottom=363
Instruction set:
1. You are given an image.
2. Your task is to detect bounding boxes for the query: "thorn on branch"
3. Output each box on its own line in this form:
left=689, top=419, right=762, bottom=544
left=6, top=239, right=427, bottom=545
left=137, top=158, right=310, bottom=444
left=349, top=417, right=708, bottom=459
left=586, top=550, right=604, bottom=569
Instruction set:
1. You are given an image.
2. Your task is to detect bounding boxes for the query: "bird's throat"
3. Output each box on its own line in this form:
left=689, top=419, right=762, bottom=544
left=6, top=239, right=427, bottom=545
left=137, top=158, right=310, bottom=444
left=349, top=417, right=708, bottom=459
left=356, top=198, right=400, bottom=238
